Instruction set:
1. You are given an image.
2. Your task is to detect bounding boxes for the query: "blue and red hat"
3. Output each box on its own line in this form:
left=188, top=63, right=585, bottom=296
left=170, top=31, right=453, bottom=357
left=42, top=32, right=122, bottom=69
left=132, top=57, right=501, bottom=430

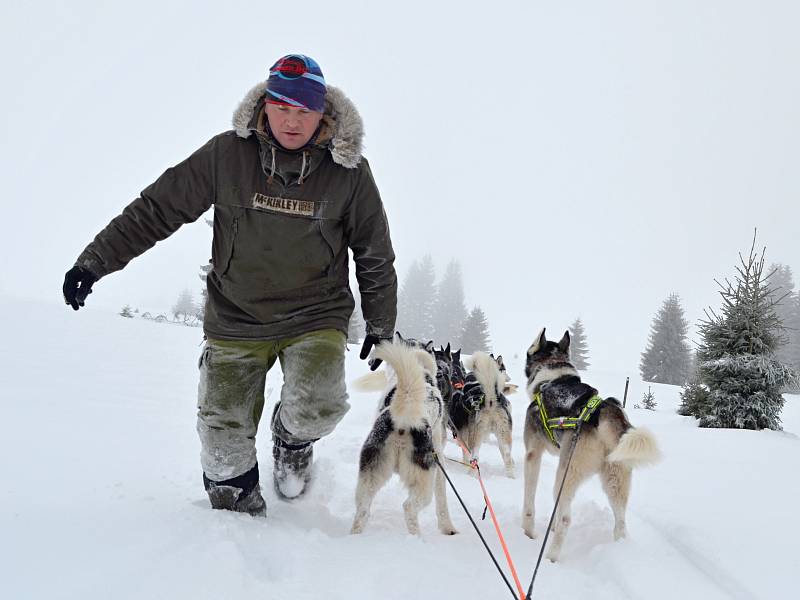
left=265, top=54, right=327, bottom=113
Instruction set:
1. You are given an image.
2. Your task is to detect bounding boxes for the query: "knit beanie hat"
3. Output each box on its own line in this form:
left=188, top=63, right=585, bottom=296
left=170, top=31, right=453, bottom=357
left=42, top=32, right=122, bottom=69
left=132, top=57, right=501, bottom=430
left=265, top=54, right=327, bottom=113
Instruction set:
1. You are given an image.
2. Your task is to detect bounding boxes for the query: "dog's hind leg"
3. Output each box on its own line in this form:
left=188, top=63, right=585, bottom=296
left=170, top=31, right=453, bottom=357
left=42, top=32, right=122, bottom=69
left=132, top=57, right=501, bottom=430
left=432, top=429, right=458, bottom=535
left=351, top=455, right=393, bottom=534
left=522, top=439, right=545, bottom=538
left=402, top=468, right=434, bottom=536
left=601, top=460, right=632, bottom=541
left=545, top=434, right=594, bottom=562
left=495, top=422, right=515, bottom=478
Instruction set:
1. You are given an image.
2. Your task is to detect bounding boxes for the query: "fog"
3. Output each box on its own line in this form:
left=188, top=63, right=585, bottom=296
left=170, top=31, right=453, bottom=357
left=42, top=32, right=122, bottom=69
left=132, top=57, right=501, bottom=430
left=2, top=0, right=798, bottom=372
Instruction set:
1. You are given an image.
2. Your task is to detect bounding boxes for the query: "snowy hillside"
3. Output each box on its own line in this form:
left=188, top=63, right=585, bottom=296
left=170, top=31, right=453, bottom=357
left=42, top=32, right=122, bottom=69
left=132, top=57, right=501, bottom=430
left=1, top=295, right=797, bottom=600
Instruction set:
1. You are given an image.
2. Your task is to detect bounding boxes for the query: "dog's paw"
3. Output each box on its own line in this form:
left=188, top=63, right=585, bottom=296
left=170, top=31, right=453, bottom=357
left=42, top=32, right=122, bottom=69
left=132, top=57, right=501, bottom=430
left=350, top=522, right=365, bottom=535
left=613, top=525, right=628, bottom=541
left=439, top=524, right=458, bottom=536
left=505, top=468, right=516, bottom=479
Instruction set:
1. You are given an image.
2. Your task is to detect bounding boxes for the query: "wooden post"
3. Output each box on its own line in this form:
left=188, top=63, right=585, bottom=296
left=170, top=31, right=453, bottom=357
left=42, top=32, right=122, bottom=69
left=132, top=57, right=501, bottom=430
left=622, top=377, right=630, bottom=408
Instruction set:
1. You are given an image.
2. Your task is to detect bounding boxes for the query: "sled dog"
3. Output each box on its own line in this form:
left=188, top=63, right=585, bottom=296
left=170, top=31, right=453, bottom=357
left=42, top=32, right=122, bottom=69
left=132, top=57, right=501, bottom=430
left=522, top=328, right=661, bottom=561
left=448, top=352, right=515, bottom=477
left=351, top=338, right=457, bottom=535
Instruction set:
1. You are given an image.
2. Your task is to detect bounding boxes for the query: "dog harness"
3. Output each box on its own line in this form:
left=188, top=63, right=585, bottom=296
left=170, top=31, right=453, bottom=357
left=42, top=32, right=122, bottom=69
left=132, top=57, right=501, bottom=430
left=531, top=391, right=604, bottom=448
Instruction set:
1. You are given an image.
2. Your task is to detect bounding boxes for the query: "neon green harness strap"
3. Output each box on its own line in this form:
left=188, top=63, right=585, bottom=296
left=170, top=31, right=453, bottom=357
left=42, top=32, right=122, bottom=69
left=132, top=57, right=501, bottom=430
left=532, top=392, right=604, bottom=448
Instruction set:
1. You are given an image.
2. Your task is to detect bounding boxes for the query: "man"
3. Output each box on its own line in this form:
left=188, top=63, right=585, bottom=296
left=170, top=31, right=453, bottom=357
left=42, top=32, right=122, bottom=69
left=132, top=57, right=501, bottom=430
left=62, top=54, right=397, bottom=516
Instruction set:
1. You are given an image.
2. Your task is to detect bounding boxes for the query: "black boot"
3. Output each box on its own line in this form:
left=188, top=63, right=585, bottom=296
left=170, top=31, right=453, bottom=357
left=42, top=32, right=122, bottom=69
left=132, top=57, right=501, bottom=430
left=203, top=463, right=267, bottom=517
left=272, top=438, right=314, bottom=500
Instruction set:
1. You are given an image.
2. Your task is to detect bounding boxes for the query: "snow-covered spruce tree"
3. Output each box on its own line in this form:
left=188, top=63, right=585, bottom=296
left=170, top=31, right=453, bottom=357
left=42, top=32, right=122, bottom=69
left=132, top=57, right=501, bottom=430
left=460, top=306, right=491, bottom=354
left=569, top=317, right=590, bottom=370
left=640, top=294, right=691, bottom=385
left=637, top=386, right=657, bottom=410
left=119, top=305, right=134, bottom=318
left=696, top=237, right=798, bottom=430
left=677, top=373, right=710, bottom=417
left=197, top=218, right=214, bottom=321
left=431, top=259, right=468, bottom=346
left=396, top=255, right=436, bottom=340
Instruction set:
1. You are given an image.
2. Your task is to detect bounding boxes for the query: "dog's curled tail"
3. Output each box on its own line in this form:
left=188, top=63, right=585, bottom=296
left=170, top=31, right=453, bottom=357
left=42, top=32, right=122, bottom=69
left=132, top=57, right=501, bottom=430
left=372, top=341, right=435, bottom=409
left=608, top=427, right=662, bottom=467
left=351, top=370, right=389, bottom=392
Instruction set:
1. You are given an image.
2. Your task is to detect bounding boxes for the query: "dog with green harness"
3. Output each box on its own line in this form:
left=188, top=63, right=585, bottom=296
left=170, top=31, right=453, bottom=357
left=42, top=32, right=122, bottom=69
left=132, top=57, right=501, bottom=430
left=521, top=328, right=661, bottom=562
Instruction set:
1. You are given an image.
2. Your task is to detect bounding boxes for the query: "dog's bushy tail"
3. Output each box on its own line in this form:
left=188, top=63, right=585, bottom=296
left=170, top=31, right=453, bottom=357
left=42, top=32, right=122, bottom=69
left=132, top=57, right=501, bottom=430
left=372, top=341, right=435, bottom=413
left=608, top=427, right=662, bottom=467
left=351, top=370, right=389, bottom=392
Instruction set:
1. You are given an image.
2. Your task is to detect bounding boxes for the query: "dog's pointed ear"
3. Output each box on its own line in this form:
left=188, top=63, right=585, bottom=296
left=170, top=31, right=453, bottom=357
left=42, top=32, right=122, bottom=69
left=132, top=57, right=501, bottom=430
left=528, top=328, right=546, bottom=355
left=453, top=349, right=461, bottom=363
left=496, top=355, right=505, bottom=369
left=445, top=343, right=452, bottom=360
left=424, top=340, right=434, bottom=352
left=394, top=331, right=405, bottom=342
left=558, top=330, right=571, bottom=353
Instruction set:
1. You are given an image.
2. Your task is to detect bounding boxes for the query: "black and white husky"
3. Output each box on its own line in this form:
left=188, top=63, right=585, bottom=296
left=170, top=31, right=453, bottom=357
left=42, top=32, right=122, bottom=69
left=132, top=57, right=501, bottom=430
left=351, top=338, right=457, bottom=536
left=448, top=352, right=515, bottom=478
left=522, top=328, right=661, bottom=561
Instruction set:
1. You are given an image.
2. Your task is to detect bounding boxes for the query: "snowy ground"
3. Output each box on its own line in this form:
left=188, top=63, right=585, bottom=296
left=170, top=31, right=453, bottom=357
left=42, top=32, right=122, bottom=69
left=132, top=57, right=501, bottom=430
left=1, top=295, right=798, bottom=600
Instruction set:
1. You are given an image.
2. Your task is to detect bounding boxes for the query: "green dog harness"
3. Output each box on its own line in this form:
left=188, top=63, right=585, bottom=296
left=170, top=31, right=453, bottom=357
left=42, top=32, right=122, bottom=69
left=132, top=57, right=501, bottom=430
left=531, top=392, right=605, bottom=448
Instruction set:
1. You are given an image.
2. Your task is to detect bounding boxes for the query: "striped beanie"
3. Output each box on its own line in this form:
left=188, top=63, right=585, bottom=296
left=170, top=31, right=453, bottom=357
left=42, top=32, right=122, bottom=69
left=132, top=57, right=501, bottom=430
left=265, top=54, right=327, bottom=113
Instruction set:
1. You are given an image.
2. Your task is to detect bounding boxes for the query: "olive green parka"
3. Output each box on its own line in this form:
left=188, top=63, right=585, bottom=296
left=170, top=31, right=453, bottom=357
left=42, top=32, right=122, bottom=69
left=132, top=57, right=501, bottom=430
left=76, top=84, right=397, bottom=340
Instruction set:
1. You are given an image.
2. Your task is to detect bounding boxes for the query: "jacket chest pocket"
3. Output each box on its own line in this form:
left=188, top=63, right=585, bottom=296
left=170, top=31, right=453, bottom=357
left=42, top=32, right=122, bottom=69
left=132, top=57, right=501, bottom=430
left=224, top=207, right=337, bottom=295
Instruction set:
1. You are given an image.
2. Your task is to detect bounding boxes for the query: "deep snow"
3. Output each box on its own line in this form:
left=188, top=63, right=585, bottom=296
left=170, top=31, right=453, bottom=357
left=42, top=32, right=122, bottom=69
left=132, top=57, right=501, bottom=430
left=1, top=295, right=797, bottom=600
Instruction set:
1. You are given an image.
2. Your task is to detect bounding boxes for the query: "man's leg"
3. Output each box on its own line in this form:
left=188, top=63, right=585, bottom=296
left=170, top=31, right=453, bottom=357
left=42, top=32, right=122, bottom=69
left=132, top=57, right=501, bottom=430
left=197, top=338, right=276, bottom=515
left=272, top=329, right=349, bottom=499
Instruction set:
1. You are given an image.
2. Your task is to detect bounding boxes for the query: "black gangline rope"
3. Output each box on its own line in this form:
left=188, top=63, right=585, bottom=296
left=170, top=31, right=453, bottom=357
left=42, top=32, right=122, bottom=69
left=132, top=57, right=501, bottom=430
left=433, top=454, right=520, bottom=600
left=524, top=422, right=584, bottom=600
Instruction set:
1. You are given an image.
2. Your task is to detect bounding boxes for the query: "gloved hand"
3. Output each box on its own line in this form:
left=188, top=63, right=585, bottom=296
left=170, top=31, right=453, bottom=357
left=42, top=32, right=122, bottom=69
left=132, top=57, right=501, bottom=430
left=359, top=334, right=391, bottom=371
left=63, top=265, right=97, bottom=310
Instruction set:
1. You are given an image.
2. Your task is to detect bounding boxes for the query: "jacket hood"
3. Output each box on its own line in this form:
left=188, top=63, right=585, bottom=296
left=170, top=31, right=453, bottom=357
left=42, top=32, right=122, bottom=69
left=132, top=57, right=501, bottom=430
left=232, top=82, right=364, bottom=169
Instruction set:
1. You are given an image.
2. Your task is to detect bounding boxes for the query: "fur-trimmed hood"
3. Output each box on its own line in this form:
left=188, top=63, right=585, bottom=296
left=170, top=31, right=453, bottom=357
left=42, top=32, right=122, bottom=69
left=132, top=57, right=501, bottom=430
left=231, top=82, right=364, bottom=169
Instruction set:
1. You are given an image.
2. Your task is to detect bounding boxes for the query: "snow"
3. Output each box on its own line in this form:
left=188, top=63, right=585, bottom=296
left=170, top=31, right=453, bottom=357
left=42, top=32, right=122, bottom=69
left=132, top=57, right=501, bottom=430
left=1, top=294, right=798, bottom=600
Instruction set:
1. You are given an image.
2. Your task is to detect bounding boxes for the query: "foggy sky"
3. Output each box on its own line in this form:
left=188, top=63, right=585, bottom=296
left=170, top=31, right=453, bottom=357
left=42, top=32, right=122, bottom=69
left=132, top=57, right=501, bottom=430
left=2, top=0, right=799, bottom=375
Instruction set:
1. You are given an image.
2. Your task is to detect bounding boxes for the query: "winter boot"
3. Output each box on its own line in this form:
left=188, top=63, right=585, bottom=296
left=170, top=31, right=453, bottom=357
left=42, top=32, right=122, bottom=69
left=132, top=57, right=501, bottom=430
left=203, top=463, right=267, bottom=517
left=272, top=438, right=314, bottom=500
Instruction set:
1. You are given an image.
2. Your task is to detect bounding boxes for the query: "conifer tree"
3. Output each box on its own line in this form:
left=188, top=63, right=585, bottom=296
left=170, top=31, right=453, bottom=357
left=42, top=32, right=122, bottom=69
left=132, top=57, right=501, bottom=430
left=640, top=294, right=692, bottom=385
left=459, top=306, right=491, bottom=354
left=431, top=259, right=468, bottom=345
left=119, top=305, right=134, bottom=318
left=695, top=236, right=797, bottom=430
left=635, top=386, right=657, bottom=410
left=172, top=289, right=196, bottom=323
left=766, top=263, right=798, bottom=386
left=396, top=255, right=436, bottom=340
left=568, top=317, right=590, bottom=370
left=677, top=374, right=710, bottom=417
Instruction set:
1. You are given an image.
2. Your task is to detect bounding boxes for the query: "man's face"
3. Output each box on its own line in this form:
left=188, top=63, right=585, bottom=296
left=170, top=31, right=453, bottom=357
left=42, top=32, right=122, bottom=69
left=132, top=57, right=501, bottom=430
left=265, top=103, right=323, bottom=150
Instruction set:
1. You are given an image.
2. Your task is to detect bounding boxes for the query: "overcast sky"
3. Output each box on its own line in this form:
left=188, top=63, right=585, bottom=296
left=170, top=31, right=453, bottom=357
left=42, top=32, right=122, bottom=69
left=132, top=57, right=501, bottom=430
left=2, top=0, right=798, bottom=374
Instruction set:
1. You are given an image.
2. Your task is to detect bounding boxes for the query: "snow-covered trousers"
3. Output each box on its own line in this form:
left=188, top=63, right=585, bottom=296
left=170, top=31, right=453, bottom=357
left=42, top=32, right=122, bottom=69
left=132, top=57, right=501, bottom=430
left=196, top=329, right=349, bottom=481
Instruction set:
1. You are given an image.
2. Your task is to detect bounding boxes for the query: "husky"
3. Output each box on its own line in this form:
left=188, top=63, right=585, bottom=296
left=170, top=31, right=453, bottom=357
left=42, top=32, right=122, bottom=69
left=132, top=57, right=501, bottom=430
left=448, top=352, right=515, bottom=478
left=521, top=328, right=661, bottom=562
left=350, top=338, right=457, bottom=536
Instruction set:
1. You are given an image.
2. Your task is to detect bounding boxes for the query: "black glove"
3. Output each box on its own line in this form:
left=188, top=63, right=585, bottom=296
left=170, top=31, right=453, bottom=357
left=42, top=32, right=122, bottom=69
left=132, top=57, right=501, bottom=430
left=360, top=334, right=391, bottom=371
left=63, top=266, right=97, bottom=311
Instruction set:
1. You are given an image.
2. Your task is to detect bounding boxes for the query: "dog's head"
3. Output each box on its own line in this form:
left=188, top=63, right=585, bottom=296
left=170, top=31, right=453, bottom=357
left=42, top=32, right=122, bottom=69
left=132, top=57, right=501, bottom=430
left=525, top=328, right=574, bottom=383
left=450, top=349, right=466, bottom=391
left=394, top=331, right=435, bottom=355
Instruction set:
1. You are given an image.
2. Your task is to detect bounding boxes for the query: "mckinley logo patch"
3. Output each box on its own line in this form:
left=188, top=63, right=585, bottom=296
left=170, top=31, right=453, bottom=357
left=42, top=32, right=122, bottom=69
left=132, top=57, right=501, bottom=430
left=252, top=194, right=315, bottom=217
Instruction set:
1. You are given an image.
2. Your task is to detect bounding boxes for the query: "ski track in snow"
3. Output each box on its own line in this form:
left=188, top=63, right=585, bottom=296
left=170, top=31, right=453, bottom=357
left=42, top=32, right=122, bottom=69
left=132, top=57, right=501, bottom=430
left=1, top=295, right=798, bottom=600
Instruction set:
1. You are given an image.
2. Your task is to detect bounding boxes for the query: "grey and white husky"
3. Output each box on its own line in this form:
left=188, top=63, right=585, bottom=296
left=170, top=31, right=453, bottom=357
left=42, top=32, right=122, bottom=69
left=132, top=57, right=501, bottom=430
left=522, top=328, right=661, bottom=561
left=448, top=352, right=515, bottom=478
left=350, top=338, right=457, bottom=536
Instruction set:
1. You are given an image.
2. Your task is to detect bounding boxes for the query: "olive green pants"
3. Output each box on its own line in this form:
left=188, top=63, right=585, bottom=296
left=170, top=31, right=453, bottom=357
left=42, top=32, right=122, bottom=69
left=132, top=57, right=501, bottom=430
left=196, top=329, right=348, bottom=481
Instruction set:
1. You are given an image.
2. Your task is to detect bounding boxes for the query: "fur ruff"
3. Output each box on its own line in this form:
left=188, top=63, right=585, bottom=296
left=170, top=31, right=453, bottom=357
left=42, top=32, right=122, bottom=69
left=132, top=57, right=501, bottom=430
left=232, top=83, right=364, bottom=169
